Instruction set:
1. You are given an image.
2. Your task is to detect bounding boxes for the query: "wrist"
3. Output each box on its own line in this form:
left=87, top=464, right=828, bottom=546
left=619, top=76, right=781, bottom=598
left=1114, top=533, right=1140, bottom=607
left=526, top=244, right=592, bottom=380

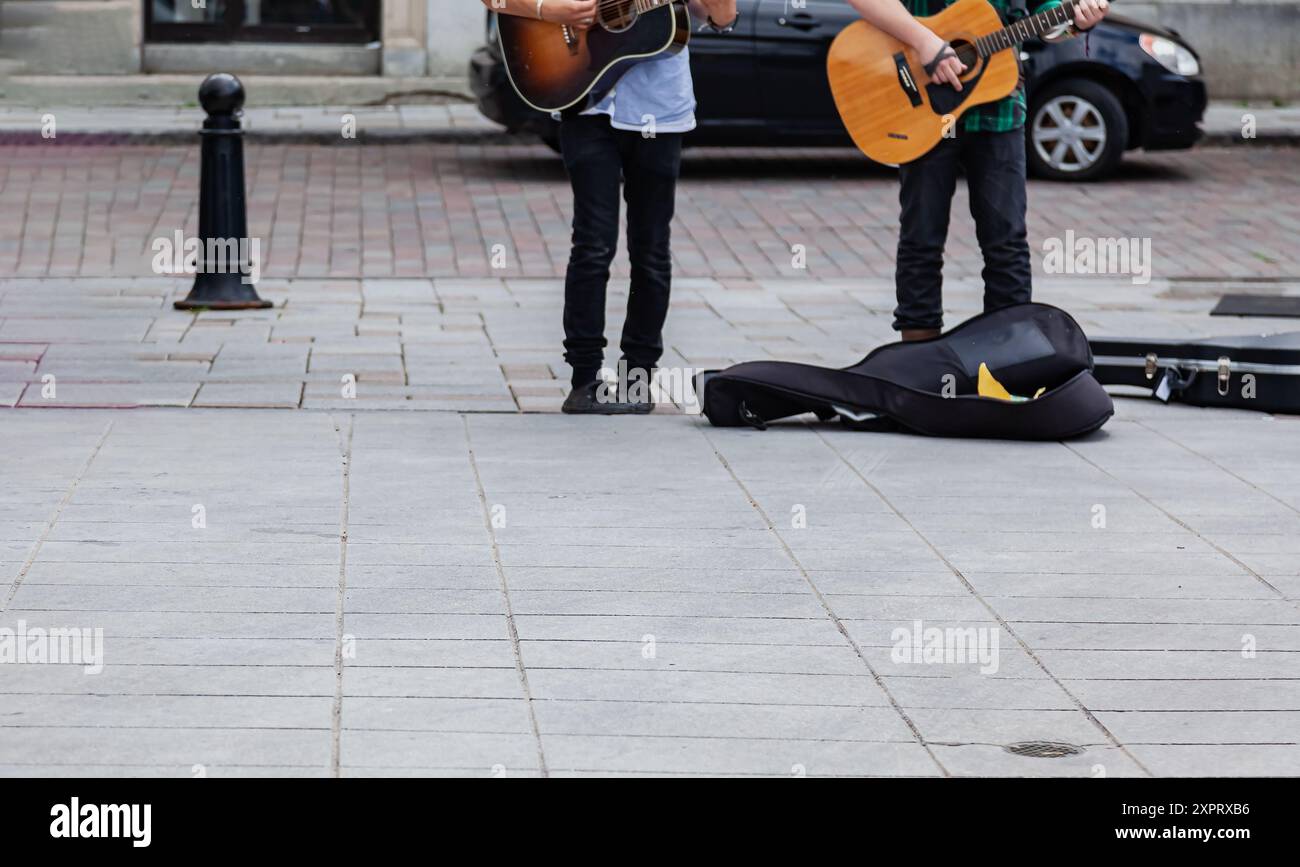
left=912, top=30, right=944, bottom=57
left=704, top=9, right=739, bottom=32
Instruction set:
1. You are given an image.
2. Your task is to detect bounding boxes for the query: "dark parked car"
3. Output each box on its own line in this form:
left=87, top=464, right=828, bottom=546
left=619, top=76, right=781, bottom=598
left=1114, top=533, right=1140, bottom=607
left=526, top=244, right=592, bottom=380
left=469, top=1, right=1206, bottom=181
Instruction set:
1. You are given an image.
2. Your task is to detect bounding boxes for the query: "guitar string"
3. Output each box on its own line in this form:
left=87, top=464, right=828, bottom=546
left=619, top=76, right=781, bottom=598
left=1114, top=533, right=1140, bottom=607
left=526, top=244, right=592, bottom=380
left=575, top=0, right=1074, bottom=46
left=986, top=4, right=1066, bottom=53
left=588, top=0, right=666, bottom=15
left=974, top=2, right=1076, bottom=57
left=583, top=0, right=1075, bottom=32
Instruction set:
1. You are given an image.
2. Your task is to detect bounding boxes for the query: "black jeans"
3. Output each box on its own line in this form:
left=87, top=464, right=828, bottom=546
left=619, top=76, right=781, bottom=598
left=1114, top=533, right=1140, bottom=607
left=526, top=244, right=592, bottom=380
left=894, top=129, right=1031, bottom=332
left=559, top=114, right=682, bottom=386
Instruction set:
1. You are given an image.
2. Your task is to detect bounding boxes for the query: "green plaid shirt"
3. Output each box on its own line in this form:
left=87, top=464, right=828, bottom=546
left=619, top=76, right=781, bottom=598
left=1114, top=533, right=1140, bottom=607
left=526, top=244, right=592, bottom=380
left=902, top=0, right=1066, bottom=133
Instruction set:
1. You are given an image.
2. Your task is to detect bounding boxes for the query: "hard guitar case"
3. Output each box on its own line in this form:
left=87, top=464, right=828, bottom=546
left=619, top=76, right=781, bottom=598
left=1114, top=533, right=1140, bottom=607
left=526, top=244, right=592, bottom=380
left=696, top=303, right=1113, bottom=440
left=1089, top=332, right=1300, bottom=414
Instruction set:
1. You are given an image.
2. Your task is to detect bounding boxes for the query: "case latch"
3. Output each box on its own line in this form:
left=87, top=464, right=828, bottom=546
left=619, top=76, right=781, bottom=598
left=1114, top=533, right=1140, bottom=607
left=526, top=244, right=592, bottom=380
left=1217, top=356, right=1231, bottom=396
left=1144, top=352, right=1158, bottom=380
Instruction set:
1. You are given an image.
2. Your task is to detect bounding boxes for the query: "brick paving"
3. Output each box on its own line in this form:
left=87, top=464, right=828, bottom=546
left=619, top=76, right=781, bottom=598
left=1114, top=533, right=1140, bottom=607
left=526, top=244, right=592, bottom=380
left=1, top=142, right=1297, bottom=281
left=1, top=142, right=1296, bottom=412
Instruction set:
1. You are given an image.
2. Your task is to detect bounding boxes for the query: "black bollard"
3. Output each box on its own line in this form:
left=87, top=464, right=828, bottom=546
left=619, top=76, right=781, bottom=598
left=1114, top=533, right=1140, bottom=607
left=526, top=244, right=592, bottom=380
left=173, top=73, right=271, bottom=310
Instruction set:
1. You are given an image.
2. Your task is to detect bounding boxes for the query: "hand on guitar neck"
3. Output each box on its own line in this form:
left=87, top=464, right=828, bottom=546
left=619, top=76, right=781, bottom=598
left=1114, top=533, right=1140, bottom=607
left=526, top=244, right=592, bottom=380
left=1069, top=0, right=1110, bottom=32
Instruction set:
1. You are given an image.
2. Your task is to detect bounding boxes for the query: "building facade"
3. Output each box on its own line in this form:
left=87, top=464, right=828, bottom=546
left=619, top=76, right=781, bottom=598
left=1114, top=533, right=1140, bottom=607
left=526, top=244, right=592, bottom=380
left=0, top=0, right=483, bottom=82
left=1, top=1, right=1297, bottom=101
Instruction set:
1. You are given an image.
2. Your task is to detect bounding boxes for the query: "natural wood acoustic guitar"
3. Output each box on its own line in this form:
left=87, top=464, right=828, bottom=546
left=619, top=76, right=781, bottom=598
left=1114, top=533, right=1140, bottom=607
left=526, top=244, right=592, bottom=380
left=827, top=0, right=1083, bottom=164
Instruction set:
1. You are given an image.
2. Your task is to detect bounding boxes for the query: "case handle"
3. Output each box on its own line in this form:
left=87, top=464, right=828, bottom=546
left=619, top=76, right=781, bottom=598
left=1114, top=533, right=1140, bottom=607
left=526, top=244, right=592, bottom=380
left=738, top=401, right=768, bottom=431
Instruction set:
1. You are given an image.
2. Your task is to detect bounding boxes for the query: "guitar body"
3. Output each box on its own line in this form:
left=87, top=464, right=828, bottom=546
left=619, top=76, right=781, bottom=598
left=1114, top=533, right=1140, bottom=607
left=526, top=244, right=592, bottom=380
left=497, top=3, right=690, bottom=114
left=827, top=0, right=1021, bottom=164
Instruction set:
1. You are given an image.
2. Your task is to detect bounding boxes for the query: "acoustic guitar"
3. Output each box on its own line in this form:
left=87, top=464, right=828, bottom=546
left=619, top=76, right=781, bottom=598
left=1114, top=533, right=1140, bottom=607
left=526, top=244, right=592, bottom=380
left=827, top=0, right=1083, bottom=164
left=497, top=1, right=690, bottom=114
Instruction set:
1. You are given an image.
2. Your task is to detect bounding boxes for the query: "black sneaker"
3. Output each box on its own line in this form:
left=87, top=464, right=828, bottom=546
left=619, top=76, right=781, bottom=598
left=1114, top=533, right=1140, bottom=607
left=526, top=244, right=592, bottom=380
left=620, top=363, right=656, bottom=414
left=561, top=381, right=645, bottom=415
left=624, top=392, right=655, bottom=414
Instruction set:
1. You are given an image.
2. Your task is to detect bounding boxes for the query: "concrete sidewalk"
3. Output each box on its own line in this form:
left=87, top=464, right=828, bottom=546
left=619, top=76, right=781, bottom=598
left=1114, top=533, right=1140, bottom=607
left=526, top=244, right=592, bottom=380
left=0, top=101, right=1297, bottom=144
left=2, top=403, right=1298, bottom=777
left=0, top=103, right=499, bottom=140
left=3, top=263, right=1300, bottom=776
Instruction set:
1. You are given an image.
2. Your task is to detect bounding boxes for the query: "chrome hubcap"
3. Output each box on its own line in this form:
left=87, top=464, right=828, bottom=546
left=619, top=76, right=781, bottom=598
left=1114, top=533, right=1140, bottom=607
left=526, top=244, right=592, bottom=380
left=1032, top=95, right=1107, bottom=173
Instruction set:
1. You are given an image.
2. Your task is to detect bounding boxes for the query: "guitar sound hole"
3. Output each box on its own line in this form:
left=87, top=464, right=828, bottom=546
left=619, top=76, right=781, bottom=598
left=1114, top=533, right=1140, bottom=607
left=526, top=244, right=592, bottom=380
left=598, top=0, right=639, bottom=32
left=952, top=40, right=981, bottom=79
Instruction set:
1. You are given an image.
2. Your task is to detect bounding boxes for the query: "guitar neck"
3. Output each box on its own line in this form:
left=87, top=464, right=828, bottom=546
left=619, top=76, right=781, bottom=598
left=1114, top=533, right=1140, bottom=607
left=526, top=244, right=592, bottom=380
left=975, top=1, right=1079, bottom=58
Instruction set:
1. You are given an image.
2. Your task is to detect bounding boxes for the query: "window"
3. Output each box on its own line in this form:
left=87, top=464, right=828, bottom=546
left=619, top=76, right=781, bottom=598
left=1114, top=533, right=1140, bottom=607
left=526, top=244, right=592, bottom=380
left=147, top=0, right=379, bottom=43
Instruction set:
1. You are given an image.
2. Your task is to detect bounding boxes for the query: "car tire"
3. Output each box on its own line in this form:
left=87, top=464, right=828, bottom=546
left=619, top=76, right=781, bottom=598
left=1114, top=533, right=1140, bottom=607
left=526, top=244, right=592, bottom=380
left=1026, top=78, right=1128, bottom=182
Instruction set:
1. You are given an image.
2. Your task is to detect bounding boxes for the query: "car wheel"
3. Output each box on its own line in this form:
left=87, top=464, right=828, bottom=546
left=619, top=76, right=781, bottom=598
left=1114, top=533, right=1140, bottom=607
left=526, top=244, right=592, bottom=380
left=1027, top=79, right=1127, bottom=181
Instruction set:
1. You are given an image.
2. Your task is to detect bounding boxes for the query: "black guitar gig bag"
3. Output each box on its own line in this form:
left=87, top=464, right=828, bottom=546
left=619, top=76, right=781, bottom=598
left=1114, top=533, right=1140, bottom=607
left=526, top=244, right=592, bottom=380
left=695, top=302, right=1113, bottom=440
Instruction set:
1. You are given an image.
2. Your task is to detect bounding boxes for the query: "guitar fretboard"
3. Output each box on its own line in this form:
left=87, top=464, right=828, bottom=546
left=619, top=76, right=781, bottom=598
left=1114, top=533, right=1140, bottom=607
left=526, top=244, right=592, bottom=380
left=975, top=1, right=1077, bottom=57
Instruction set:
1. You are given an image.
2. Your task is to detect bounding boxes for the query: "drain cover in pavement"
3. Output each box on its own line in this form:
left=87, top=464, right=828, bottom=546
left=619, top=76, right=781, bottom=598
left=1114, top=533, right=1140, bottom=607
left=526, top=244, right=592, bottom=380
left=1004, top=741, right=1084, bottom=759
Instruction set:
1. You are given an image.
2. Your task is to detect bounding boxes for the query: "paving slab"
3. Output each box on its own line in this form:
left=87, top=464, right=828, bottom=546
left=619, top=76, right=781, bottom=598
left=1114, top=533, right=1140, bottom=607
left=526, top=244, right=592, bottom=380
left=3, top=136, right=1300, bottom=777
left=0, top=400, right=1296, bottom=776
left=193, top=382, right=304, bottom=408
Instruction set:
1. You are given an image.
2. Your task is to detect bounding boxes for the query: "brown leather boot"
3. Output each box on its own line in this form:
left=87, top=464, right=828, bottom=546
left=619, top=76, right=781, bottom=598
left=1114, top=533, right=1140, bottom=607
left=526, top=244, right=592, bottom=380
left=901, top=328, right=941, bottom=342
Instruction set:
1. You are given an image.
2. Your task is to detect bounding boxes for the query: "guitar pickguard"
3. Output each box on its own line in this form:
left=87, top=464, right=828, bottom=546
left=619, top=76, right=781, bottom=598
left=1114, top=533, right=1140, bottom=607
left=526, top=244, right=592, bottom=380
left=926, top=56, right=987, bottom=116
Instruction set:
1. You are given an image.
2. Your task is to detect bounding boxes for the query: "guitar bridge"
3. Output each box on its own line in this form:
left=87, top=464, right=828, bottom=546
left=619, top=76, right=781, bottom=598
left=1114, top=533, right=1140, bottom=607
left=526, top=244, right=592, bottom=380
left=561, top=24, right=579, bottom=54
left=893, top=52, right=922, bottom=108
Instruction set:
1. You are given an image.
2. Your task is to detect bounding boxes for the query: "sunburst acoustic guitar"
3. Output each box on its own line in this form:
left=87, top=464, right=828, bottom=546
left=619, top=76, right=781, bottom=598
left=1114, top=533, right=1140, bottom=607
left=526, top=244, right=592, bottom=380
left=828, top=0, right=1084, bottom=164
left=497, top=1, right=690, bottom=114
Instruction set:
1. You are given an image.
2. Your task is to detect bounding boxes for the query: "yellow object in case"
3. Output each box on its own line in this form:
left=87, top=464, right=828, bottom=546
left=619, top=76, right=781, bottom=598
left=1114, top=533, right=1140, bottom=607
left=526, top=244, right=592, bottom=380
left=978, top=363, right=1046, bottom=402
